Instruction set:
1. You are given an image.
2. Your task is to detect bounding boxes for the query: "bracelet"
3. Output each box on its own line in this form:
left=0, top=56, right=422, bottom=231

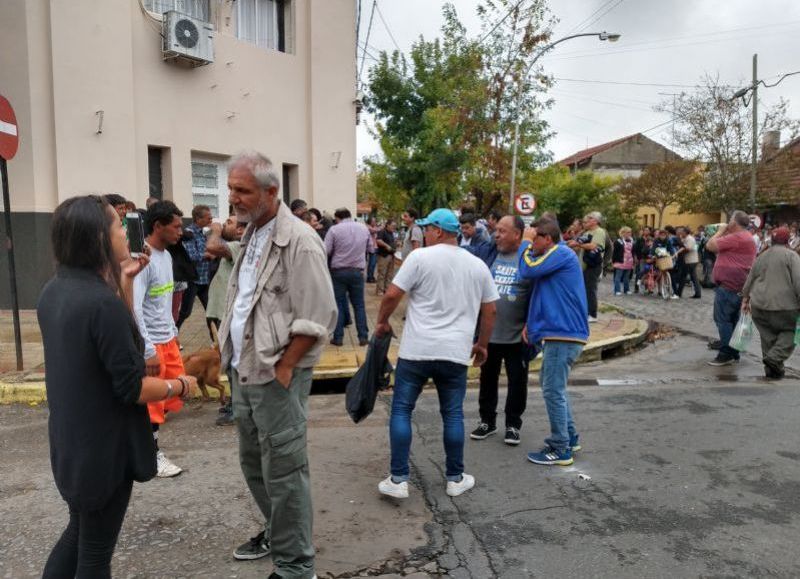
left=177, top=375, right=189, bottom=399
left=165, top=380, right=174, bottom=400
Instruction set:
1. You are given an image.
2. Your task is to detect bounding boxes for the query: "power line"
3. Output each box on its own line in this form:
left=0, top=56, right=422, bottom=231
left=554, top=77, right=701, bottom=88
left=357, top=0, right=377, bottom=88
left=576, top=0, right=625, bottom=33
left=374, top=0, right=401, bottom=53
left=565, top=0, right=622, bottom=35
left=477, top=0, right=528, bottom=44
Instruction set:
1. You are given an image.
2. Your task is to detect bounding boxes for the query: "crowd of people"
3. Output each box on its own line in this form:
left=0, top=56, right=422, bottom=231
left=34, top=148, right=800, bottom=577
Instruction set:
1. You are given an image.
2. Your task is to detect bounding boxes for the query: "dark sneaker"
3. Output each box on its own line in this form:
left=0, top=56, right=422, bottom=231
left=707, top=339, right=722, bottom=350
left=570, top=434, right=582, bottom=452
left=233, top=531, right=270, bottom=560
left=504, top=427, right=521, bottom=445
left=359, top=338, right=369, bottom=347
left=216, top=412, right=235, bottom=426
left=329, top=339, right=343, bottom=347
left=269, top=574, right=317, bottom=579
left=708, top=355, right=738, bottom=367
left=527, top=446, right=573, bottom=466
left=470, top=423, right=497, bottom=440
left=764, top=361, right=785, bottom=379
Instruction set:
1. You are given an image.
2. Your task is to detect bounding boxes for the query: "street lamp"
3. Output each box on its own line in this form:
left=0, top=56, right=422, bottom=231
left=507, top=31, right=621, bottom=214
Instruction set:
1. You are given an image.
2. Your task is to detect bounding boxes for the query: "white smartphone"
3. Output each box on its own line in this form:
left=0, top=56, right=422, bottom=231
left=126, top=212, right=145, bottom=257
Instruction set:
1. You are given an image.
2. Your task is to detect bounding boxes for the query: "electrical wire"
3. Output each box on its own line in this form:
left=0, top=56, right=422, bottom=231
left=358, top=0, right=377, bottom=88
left=553, top=77, right=700, bottom=88
left=575, top=0, right=625, bottom=34
left=375, top=0, right=401, bottom=53
left=477, top=0, right=528, bottom=44
left=564, top=0, right=622, bottom=35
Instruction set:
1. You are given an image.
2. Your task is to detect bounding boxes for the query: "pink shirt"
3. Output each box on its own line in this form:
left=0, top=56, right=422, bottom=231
left=712, top=230, right=757, bottom=292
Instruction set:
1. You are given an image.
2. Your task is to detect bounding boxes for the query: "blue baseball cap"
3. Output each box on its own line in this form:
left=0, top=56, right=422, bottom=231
left=416, top=208, right=460, bottom=234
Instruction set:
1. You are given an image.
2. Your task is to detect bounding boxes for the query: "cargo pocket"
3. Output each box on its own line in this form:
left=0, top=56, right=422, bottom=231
left=269, top=422, right=307, bottom=478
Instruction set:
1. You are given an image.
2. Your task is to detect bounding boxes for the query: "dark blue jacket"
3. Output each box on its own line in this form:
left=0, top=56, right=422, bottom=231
left=517, top=241, right=589, bottom=344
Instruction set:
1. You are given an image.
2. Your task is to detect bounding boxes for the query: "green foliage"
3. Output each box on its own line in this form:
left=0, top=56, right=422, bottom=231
left=617, top=160, right=703, bottom=228
left=523, top=165, right=636, bottom=235
left=365, top=1, right=554, bottom=215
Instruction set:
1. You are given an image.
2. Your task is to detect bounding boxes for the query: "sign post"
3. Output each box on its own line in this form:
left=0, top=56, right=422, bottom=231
left=0, top=95, right=22, bottom=371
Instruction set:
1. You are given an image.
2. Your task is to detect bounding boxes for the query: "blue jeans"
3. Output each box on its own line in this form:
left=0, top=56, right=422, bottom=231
left=366, top=252, right=377, bottom=282
left=714, top=286, right=742, bottom=359
left=613, top=268, right=631, bottom=293
left=540, top=341, right=583, bottom=453
left=390, top=359, right=468, bottom=482
left=331, top=269, right=369, bottom=342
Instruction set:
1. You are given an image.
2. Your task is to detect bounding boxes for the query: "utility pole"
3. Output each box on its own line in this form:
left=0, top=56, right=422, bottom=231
left=750, top=53, right=758, bottom=214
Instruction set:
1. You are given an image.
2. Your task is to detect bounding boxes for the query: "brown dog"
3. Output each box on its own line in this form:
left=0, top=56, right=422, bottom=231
left=181, top=324, right=226, bottom=405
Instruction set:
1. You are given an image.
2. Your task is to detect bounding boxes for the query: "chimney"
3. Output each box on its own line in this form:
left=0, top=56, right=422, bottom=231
left=762, top=130, right=781, bottom=159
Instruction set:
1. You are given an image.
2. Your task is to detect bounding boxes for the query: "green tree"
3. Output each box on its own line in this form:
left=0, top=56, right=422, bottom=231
left=523, top=165, right=636, bottom=235
left=658, top=75, right=799, bottom=216
left=365, top=1, right=553, bottom=214
left=617, top=160, right=703, bottom=228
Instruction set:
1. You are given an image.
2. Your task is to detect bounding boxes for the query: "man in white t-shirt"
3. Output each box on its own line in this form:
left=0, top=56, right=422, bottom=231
left=375, top=208, right=499, bottom=500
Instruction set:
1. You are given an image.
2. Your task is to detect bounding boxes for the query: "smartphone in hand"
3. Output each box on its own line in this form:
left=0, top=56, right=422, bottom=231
left=126, top=212, right=145, bottom=257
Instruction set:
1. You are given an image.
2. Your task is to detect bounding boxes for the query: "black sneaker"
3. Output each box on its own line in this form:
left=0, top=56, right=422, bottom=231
left=504, top=427, right=521, bottom=445
left=707, top=339, right=722, bottom=350
left=216, top=412, right=235, bottom=426
left=708, top=355, right=738, bottom=367
left=764, top=361, right=785, bottom=379
left=470, top=423, right=497, bottom=440
left=233, top=531, right=270, bottom=560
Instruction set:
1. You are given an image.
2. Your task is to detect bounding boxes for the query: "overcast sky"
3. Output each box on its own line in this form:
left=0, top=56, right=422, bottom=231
left=356, top=0, right=800, bottom=164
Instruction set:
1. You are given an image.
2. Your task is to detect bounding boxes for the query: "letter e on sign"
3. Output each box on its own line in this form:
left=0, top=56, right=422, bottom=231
left=0, top=96, right=19, bottom=161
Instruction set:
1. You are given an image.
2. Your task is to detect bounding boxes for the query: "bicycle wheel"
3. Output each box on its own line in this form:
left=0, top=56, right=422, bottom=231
left=659, top=272, right=673, bottom=300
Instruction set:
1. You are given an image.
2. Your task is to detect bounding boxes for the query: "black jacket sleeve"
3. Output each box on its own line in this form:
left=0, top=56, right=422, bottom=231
left=91, top=295, right=146, bottom=406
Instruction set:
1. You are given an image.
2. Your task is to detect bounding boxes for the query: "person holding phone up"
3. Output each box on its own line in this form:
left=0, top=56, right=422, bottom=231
left=37, top=196, right=197, bottom=578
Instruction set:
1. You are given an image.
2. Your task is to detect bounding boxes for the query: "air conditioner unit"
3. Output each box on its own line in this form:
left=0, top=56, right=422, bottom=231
left=162, top=11, right=214, bottom=66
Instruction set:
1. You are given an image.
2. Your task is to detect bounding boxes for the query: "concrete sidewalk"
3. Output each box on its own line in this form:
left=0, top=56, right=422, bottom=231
left=0, top=287, right=647, bottom=403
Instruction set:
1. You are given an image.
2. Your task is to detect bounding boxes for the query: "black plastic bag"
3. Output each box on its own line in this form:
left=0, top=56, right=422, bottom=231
left=345, top=332, right=394, bottom=423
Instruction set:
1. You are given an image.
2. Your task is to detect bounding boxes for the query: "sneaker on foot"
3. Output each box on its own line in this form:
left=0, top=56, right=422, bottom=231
left=446, top=473, right=475, bottom=497
left=378, top=476, right=409, bottom=499
left=504, top=427, right=521, bottom=445
left=569, top=434, right=582, bottom=452
left=156, top=451, right=182, bottom=478
left=527, top=446, right=573, bottom=466
left=588, top=316, right=598, bottom=323
left=216, top=412, right=235, bottom=426
left=614, top=292, right=622, bottom=296
left=707, top=355, right=739, bottom=367
left=671, top=295, right=680, bottom=300
left=707, top=339, right=722, bottom=350
left=234, top=530, right=271, bottom=560
left=470, top=423, right=497, bottom=440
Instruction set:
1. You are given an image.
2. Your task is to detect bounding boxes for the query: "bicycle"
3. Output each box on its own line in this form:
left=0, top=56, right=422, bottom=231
left=653, top=254, right=675, bottom=300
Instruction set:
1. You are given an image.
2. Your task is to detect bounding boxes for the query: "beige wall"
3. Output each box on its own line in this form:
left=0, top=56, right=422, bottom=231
left=1, top=0, right=357, bottom=214
left=636, top=205, right=723, bottom=230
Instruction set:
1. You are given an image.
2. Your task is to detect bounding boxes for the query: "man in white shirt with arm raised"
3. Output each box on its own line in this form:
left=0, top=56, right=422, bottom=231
left=375, top=208, right=498, bottom=499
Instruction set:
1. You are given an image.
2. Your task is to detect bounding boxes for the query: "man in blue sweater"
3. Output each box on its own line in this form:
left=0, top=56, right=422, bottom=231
left=518, top=217, right=590, bottom=466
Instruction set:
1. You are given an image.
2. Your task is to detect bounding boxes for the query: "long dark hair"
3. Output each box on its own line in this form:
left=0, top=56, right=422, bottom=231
left=51, top=196, right=143, bottom=350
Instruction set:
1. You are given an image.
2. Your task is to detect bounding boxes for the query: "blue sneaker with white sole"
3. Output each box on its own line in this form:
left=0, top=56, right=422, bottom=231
left=527, top=446, right=573, bottom=466
left=570, top=434, right=581, bottom=453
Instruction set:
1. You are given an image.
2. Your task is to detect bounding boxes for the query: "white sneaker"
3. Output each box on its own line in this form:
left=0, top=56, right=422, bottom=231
left=378, top=476, right=409, bottom=499
left=671, top=295, right=680, bottom=300
left=588, top=316, right=598, bottom=323
left=614, top=292, right=622, bottom=296
left=156, top=451, right=183, bottom=478
left=446, top=473, right=475, bottom=497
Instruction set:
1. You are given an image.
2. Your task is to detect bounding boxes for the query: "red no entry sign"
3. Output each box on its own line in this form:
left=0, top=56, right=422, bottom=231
left=0, top=95, right=19, bottom=161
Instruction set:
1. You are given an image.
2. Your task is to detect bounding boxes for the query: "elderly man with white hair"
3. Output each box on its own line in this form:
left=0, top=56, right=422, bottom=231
left=218, top=150, right=336, bottom=579
left=567, top=211, right=608, bottom=323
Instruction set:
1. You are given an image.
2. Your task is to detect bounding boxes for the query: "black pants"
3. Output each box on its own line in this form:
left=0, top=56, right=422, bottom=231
left=583, top=264, right=602, bottom=318
left=177, top=282, right=209, bottom=329
left=478, top=342, right=529, bottom=429
left=676, top=262, right=702, bottom=297
left=43, top=479, right=133, bottom=579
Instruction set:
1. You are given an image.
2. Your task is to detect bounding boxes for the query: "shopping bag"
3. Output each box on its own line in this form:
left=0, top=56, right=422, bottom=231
left=730, top=312, right=754, bottom=352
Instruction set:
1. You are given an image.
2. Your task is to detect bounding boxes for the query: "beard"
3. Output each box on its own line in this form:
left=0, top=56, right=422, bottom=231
left=234, top=198, right=270, bottom=224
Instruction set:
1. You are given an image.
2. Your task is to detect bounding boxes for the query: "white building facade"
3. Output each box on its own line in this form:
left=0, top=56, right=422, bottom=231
left=0, top=0, right=357, bottom=306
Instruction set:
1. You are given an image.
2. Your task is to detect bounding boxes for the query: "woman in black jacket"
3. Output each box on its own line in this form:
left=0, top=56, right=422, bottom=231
left=37, top=196, right=197, bottom=578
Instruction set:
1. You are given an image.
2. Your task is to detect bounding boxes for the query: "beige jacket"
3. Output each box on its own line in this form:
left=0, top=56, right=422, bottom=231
left=742, top=245, right=800, bottom=311
left=218, top=202, right=337, bottom=385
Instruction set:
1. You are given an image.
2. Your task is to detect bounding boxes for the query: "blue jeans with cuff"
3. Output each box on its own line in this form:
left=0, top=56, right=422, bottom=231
left=389, top=359, right=468, bottom=482
left=539, top=341, right=583, bottom=453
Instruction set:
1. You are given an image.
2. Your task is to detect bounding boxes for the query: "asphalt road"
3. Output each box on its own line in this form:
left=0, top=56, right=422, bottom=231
left=2, top=281, right=800, bottom=578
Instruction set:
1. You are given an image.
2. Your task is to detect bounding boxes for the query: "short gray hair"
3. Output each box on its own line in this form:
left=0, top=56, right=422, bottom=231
left=730, top=210, right=750, bottom=228
left=227, top=150, right=280, bottom=191
left=585, top=211, right=603, bottom=223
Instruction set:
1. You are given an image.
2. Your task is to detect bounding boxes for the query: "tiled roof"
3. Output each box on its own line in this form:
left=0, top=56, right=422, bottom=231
left=557, top=133, right=641, bottom=166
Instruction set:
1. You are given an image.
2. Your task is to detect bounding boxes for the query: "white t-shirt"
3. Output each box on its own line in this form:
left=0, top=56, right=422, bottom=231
left=392, top=244, right=499, bottom=365
left=231, top=220, right=274, bottom=370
